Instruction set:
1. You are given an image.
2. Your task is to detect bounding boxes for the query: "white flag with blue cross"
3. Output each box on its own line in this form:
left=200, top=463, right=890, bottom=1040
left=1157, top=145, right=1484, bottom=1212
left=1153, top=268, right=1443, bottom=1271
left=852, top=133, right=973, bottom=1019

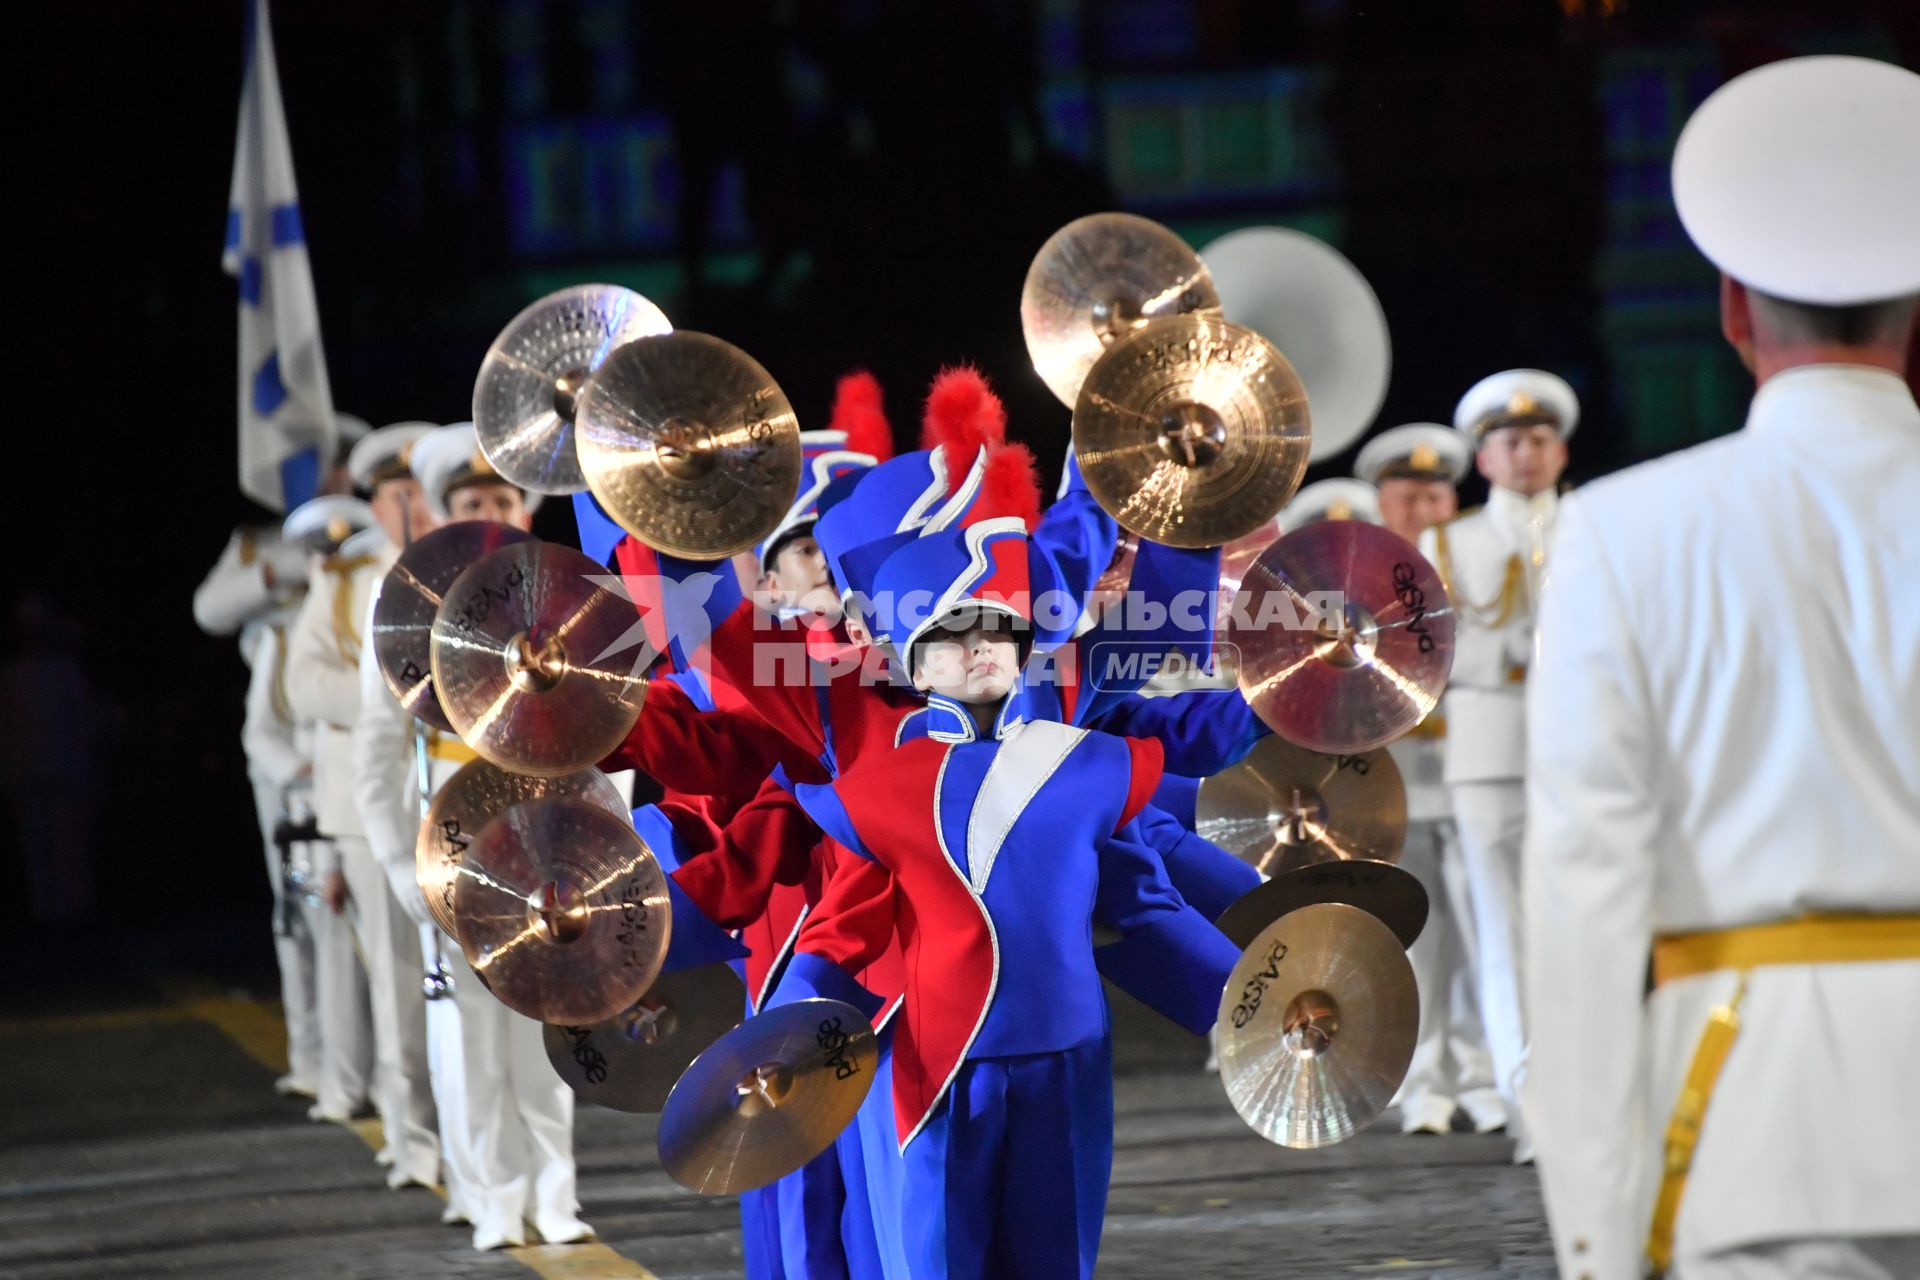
left=222, top=0, right=335, bottom=512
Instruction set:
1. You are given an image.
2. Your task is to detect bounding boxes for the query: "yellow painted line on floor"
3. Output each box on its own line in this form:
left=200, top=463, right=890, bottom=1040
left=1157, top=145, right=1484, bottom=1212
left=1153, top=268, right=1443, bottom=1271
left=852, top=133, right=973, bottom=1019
left=512, top=1244, right=660, bottom=1279
left=147, top=975, right=657, bottom=1279
left=0, top=1005, right=198, bottom=1035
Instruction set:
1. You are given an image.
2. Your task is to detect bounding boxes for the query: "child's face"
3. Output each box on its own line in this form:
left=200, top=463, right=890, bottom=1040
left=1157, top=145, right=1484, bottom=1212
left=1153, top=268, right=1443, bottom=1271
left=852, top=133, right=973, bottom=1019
left=913, top=623, right=1020, bottom=704
left=761, top=535, right=841, bottom=618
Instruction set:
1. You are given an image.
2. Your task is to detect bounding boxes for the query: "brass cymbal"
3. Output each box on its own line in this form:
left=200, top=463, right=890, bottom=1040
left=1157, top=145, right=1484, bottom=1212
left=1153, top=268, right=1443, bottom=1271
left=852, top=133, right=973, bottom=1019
left=1021, top=212, right=1222, bottom=407
left=416, top=759, right=629, bottom=940
left=657, top=998, right=877, bottom=1195
left=473, top=284, right=672, bottom=495
left=373, top=521, right=537, bottom=732
left=1215, top=860, right=1428, bottom=951
left=1229, top=521, right=1454, bottom=753
left=1212, top=514, right=1286, bottom=678
left=430, top=540, right=651, bottom=777
left=452, top=796, right=671, bottom=1025
left=1216, top=902, right=1418, bottom=1148
left=575, top=331, right=803, bottom=558
left=543, top=963, right=747, bottom=1114
left=1072, top=315, right=1311, bottom=549
left=1196, top=736, right=1406, bottom=877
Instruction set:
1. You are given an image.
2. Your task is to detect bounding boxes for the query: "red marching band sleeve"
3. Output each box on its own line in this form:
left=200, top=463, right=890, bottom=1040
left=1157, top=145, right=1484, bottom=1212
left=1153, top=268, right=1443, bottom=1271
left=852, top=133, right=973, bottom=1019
left=602, top=673, right=828, bottom=810
left=667, top=771, right=834, bottom=932
left=1118, top=734, right=1166, bottom=831
left=791, top=848, right=904, bottom=1010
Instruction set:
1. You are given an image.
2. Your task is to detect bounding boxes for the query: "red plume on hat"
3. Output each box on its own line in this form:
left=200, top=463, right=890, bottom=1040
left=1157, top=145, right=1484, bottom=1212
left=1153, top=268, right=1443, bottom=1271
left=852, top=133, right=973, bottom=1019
left=977, top=441, right=1042, bottom=532
left=920, top=365, right=1007, bottom=464
left=921, top=365, right=1039, bottom=532
left=828, top=370, right=894, bottom=462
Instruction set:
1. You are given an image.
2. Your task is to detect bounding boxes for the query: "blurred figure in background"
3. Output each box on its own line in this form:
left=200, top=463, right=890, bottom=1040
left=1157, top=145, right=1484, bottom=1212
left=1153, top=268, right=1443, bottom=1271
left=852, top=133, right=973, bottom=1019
left=0, top=596, right=101, bottom=924
left=1358, top=423, right=1505, bottom=1137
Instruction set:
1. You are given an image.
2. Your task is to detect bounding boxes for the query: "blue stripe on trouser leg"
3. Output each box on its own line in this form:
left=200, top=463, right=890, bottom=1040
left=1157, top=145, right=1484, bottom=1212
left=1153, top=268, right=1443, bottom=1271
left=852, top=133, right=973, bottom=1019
left=735, top=970, right=787, bottom=1280
left=905, top=1037, right=1115, bottom=1280
left=777, top=1143, right=849, bottom=1279
left=852, top=1031, right=910, bottom=1279
left=740, top=1185, right=786, bottom=1280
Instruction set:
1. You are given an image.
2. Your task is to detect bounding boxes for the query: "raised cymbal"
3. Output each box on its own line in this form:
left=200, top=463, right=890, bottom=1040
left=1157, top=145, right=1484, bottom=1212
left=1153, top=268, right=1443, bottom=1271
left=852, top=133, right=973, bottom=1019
left=373, top=521, right=537, bottom=732
left=1021, top=212, right=1221, bottom=407
left=1073, top=315, right=1311, bottom=549
left=1213, top=514, right=1286, bottom=678
left=544, top=963, right=746, bottom=1114
left=1230, top=521, right=1454, bottom=753
left=473, top=284, right=672, bottom=495
left=1216, top=902, right=1418, bottom=1148
left=1196, top=736, right=1405, bottom=877
left=452, top=796, right=671, bottom=1025
left=657, top=998, right=877, bottom=1195
left=430, top=540, right=650, bottom=777
left=1215, top=860, right=1428, bottom=951
left=1200, top=227, right=1391, bottom=463
left=417, top=759, right=629, bottom=940
left=575, top=331, right=803, bottom=558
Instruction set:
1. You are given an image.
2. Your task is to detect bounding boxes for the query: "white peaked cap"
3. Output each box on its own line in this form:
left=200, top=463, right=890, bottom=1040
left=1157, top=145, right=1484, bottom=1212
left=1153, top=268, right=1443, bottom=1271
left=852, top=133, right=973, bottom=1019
left=1279, top=478, right=1382, bottom=533
left=1355, top=423, right=1470, bottom=485
left=347, top=421, right=436, bottom=491
left=413, top=422, right=545, bottom=519
left=1452, top=369, right=1579, bottom=442
left=1673, top=56, right=1920, bottom=306
left=283, top=494, right=376, bottom=550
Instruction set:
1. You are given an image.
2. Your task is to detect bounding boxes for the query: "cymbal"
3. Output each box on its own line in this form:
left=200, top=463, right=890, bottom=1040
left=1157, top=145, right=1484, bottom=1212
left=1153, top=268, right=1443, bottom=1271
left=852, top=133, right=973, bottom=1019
left=575, top=331, right=803, bottom=558
left=544, top=963, right=746, bottom=1114
left=1200, top=227, right=1392, bottom=463
left=1022, top=212, right=1222, bottom=408
left=417, top=759, right=630, bottom=940
left=473, top=284, right=672, bottom=495
left=1230, top=521, right=1454, bottom=753
left=452, top=796, right=671, bottom=1025
left=1196, top=736, right=1406, bottom=877
left=1212, top=514, right=1286, bottom=678
left=1216, top=902, right=1418, bottom=1148
left=1215, top=860, right=1428, bottom=951
left=430, top=540, right=650, bottom=777
left=657, top=998, right=877, bottom=1195
left=1072, top=315, right=1311, bottom=549
left=373, top=521, right=537, bottom=732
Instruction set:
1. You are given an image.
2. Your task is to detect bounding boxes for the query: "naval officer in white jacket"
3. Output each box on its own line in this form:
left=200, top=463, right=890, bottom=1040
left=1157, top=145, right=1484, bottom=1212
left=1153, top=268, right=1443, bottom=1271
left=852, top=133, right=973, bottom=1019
left=1419, top=367, right=1576, bottom=1158
left=353, top=423, right=585, bottom=1252
left=285, top=424, right=440, bottom=1185
left=1362, top=423, right=1506, bottom=1136
left=1525, top=55, right=1920, bottom=1280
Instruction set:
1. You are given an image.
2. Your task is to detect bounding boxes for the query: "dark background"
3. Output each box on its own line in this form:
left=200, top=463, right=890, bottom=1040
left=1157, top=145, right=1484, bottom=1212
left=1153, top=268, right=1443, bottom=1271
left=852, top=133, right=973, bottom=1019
left=4, top=0, right=1914, bottom=985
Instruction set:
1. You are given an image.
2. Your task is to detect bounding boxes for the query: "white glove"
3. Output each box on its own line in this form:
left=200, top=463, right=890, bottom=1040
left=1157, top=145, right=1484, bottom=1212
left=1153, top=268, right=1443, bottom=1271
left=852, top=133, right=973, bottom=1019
left=383, top=857, right=435, bottom=928
left=265, top=538, right=314, bottom=596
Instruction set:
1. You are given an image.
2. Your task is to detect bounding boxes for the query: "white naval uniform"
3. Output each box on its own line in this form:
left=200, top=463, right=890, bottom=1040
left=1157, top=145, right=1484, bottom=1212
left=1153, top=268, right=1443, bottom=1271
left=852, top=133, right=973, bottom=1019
left=352, top=550, right=585, bottom=1249
left=1419, top=485, right=1557, bottom=1122
left=197, top=527, right=332, bottom=1098
left=1387, top=718, right=1503, bottom=1133
left=1525, top=366, right=1920, bottom=1278
left=236, top=612, right=328, bottom=1096
left=285, top=528, right=438, bottom=1184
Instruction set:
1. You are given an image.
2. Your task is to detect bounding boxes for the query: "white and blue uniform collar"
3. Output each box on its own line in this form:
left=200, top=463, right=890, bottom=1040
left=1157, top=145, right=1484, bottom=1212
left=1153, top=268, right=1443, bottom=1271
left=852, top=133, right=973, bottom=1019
left=921, top=691, right=1033, bottom=744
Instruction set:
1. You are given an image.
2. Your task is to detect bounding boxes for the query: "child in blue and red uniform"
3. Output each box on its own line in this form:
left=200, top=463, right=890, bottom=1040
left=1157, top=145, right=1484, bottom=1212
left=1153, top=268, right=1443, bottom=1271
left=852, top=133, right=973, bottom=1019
left=780, top=516, right=1242, bottom=1280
